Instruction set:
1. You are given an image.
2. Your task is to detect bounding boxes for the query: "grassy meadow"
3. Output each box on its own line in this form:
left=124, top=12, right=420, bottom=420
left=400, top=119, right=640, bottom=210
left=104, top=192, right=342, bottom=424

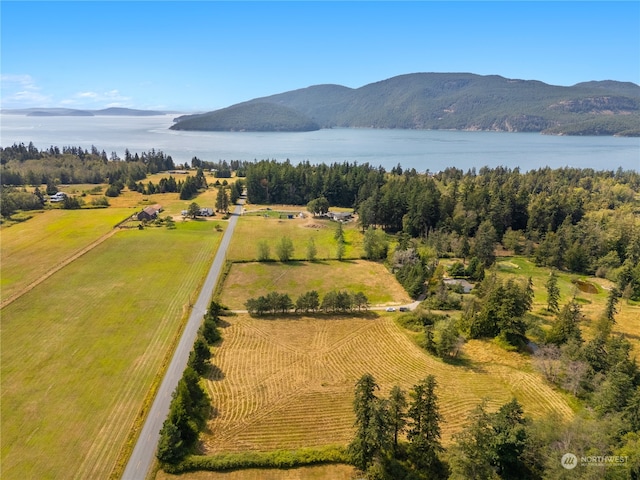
left=226, top=209, right=363, bottom=261
left=219, top=260, right=411, bottom=309
left=493, top=257, right=640, bottom=352
left=0, top=208, right=131, bottom=303
left=0, top=186, right=227, bottom=479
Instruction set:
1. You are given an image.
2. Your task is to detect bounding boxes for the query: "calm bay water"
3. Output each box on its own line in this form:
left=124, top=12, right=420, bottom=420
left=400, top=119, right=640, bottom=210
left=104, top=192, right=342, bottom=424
left=1, top=114, right=638, bottom=172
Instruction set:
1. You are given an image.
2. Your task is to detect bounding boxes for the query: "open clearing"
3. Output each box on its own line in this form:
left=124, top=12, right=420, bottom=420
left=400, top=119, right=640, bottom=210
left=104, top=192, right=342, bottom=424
left=0, top=208, right=132, bottom=303
left=495, top=257, right=640, bottom=353
left=199, top=313, right=573, bottom=458
left=1, top=217, right=225, bottom=480
left=219, top=260, right=411, bottom=309
left=226, top=211, right=363, bottom=261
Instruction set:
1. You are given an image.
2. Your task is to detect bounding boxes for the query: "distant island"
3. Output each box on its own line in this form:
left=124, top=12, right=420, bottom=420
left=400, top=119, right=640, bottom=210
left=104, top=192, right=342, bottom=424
left=171, top=73, right=640, bottom=136
left=2, top=107, right=173, bottom=117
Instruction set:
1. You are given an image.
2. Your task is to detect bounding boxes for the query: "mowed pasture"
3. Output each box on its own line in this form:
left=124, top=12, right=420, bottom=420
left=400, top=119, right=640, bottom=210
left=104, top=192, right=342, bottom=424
left=0, top=208, right=132, bottom=303
left=1, top=217, right=226, bottom=480
left=219, top=260, right=411, bottom=309
left=226, top=209, right=363, bottom=261
left=199, top=313, right=573, bottom=460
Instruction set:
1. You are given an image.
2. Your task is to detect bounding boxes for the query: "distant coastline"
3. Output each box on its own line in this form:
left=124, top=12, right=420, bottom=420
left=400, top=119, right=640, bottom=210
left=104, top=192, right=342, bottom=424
left=1, top=107, right=177, bottom=117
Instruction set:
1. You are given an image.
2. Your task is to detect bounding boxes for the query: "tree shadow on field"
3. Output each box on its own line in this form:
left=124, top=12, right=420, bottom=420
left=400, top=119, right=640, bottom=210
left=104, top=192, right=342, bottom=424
left=216, top=317, right=232, bottom=328
left=206, top=364, right=225, bottom=381
left=442, top=354, right=487, bottom=373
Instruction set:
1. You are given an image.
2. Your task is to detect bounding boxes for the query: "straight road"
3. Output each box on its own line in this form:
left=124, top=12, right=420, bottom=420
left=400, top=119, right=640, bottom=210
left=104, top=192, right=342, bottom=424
left=122, top=199, right=244, bottom=480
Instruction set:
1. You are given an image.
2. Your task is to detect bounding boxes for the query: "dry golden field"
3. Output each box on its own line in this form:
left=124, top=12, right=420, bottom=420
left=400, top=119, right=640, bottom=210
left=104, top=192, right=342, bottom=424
left=200, top=313, right=574, bottom=458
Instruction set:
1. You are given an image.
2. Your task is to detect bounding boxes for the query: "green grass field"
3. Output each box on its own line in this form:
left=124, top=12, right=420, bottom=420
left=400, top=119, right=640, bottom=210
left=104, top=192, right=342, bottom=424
left=219, top=260, right=411, bottom=309
left=1, top=217, right=225, bottom=480
left=226, top=212, right=363, bottom=261
left=0, top=208, right=132, bottom=303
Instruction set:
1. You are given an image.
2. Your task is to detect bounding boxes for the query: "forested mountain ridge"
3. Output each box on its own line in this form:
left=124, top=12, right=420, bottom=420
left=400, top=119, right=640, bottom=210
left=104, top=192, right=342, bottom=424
left=172, top=73, right=640, bottom=135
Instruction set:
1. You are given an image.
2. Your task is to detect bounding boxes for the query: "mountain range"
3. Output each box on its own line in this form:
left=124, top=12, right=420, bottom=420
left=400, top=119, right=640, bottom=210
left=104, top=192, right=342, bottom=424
left=2, top=107, right=172, bottom=117
left=171, top=73, right=640, bottom=136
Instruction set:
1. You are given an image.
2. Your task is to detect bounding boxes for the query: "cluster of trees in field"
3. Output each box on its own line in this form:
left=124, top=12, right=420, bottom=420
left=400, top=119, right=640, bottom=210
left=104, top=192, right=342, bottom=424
left=190, top=157, right=249, bottom=178
left=245, top=289, right=369, bottom=316
left=348, top=372, right=640, bottom=479
left=157, top=301, right=223, bottom=464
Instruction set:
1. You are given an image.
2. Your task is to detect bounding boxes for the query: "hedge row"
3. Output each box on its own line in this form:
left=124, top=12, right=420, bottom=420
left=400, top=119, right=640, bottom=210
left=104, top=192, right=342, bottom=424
left=163, top=445, right=349, bottom=474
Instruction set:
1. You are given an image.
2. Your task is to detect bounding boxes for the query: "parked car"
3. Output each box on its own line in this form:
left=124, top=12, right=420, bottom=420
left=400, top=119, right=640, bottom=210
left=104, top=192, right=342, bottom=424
left=399, top=307, right=409, bottom=312
left=385, top=307, right=396, bottom=312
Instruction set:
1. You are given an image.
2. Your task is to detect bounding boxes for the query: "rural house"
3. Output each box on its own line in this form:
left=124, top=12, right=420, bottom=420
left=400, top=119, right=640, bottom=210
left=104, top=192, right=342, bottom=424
left=327, top=211, right=353, bottom=222
left=136, top=204, right=163, bottom=221
left=443, top=278, right=474, bottom=293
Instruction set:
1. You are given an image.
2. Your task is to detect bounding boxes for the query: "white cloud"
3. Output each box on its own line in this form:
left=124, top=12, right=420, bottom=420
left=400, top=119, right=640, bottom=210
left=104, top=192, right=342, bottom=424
left=0, top=74, right=52, bottom=108
left=0, top=74, right=135, bottom=109
left=64, top=89, right=132, bottom=107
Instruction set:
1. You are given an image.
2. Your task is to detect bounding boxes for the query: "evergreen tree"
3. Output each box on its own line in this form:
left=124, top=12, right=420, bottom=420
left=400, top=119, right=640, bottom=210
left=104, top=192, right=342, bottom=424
left=472, top=220, right=497, bottom=267
left=215, top=186, right=229, bottom=213
left=348, top=373, right=383, bottom=471
left=545, top=269, right=560, bottom=313
left=388, top=385, right=407, bottom=452
left=603, top=286, right=621, bottom=323
left=407, top=375, right=444, bottom=475
left=187, top=334, right=211, bottom=374
left=546, top=298, right=582, bottom=345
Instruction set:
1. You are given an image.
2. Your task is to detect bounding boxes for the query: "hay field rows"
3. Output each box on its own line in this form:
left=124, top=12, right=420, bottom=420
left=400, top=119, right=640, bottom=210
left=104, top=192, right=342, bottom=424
left=1, top=218, right=225, bottom=480
left=201, top=313, right=573, bottom=456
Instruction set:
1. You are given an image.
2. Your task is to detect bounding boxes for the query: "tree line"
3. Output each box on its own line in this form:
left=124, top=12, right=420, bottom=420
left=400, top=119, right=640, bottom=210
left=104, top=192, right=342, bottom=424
left=156, top=301, right=223, bottom=464
left=245, top=289, right=369, bottom=316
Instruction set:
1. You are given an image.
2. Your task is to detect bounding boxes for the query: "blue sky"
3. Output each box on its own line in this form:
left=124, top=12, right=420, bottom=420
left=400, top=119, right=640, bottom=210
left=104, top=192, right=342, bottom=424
left=1, top=1, right=638, bottom=112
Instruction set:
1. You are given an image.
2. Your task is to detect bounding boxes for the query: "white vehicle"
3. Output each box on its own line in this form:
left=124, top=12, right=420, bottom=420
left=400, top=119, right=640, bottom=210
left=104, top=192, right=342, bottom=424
left=49, top=192, right=67, bottom=202
left=385, top=307, right=396, bottom=312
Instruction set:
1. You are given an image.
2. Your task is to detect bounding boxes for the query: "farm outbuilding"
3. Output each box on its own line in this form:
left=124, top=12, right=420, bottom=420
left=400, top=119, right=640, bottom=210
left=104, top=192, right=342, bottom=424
left=136, top=204, right=163, bottom=221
